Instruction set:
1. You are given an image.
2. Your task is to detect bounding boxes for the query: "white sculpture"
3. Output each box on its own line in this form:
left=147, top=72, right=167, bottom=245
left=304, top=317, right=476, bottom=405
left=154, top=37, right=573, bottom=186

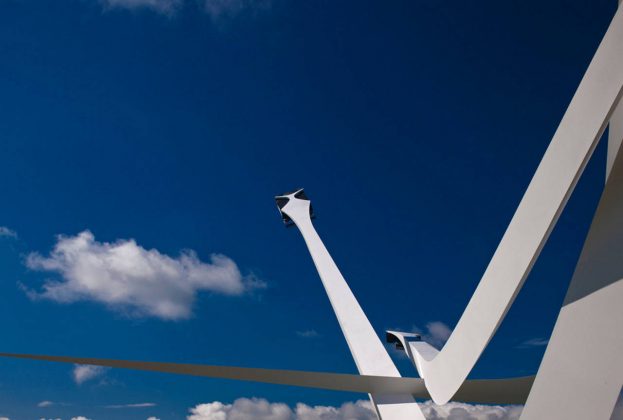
left=1, top=5, right=622, bottom=420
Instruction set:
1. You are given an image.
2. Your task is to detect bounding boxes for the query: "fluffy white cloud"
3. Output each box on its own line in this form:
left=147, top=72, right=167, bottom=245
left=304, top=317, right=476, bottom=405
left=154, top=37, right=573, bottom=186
left=0, top=226, right=17, bottom=238
left=294, top=400, right=375, bottom=420
left=186, top=398, right=523, bottom=420
left=37, top=401, right=54, bottom=407
left=0, top=417, right=10, bottom=420
left=420, top=401, right=522, bottom=420
left=100, top=0, right=181, bottom=14
left=73, top=364, right=108, bottom=385
left=25, top=230, right=262, bottom=320
left=188, top=398, right=292, bottom=420
left=147, top=417, right=161, bottom=420
left=71, top=417, right=92, bottom=420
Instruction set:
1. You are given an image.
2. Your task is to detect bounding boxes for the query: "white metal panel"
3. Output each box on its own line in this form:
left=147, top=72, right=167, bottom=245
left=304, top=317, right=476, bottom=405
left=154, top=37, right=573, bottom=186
left=521, top=138, right=623, bottom=420
left=608, top=99, right=623, bottom=180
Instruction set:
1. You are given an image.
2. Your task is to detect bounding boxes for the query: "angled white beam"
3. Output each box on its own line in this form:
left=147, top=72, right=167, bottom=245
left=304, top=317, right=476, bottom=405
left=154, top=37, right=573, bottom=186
left=0, top=351, right=535, bottom=405
left=407, top=6, right=623, bottom=404
left=0, top=352, right=425, bottom=395
left=608, top=98, right=623, bottom=180
left=521, top=137, right=623, bottom=420
left=275, top=190, right=425, bottom=420
left=608, top=0, right=622, bottom=181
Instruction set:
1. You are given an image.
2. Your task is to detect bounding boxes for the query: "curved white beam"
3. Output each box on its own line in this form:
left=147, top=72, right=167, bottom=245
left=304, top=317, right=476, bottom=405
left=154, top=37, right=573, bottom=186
left=408, top=6, right=623, bottom=404
left=276, top=190, right=426, bottom=419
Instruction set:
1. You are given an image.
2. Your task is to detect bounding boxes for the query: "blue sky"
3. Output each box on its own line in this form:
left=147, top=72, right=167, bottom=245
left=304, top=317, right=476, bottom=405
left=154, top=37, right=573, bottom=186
left=0, top=0, right=618, bottom=418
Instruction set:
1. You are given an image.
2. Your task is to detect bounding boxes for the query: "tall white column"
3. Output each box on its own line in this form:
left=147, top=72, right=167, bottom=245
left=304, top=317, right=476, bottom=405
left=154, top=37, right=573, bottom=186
left=276, top=190, right=425, bottom=420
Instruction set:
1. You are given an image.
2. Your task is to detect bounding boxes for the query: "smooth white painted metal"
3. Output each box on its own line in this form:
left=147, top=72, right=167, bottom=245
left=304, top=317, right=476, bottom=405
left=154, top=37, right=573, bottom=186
left=521, top=136, right=623, bottom=420
left=407, top=6, right=623, bottom=404
left=0, top=350, right=536, bottom=404
left=275, top=190, right=425, bottom=420
left=608, top=98, right=623, bottom=180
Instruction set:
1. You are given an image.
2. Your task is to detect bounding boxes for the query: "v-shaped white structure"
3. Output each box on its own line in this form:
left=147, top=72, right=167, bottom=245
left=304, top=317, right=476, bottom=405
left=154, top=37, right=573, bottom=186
left=1, top=4, right=622, bottom=420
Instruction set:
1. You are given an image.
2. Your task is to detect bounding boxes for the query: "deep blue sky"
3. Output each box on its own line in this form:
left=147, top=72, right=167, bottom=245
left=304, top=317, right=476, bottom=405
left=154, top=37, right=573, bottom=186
left=0, top=0, right=618, bottom=418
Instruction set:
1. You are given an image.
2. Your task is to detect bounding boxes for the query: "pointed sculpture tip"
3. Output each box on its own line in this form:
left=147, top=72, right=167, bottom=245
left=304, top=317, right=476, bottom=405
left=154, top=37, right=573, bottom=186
left=274, top=189, right=314, bottom=226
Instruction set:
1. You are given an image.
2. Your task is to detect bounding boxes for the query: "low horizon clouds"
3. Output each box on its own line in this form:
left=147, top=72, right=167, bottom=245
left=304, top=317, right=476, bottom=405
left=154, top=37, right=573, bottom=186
left=186, top=397, right=524, bottom=420
left=24, top=230, right=262, bottom=320
left=99, top=0, right=272, bottom=19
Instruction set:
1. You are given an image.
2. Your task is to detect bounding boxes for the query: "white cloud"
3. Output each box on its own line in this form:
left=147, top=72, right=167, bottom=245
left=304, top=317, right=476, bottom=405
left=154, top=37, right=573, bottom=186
left=0, top=226, right=17, bottom=238
left=186, top=398, right=523, bottom=420
left=147, top=417, right=161, bottom=420
left=100, top=0, right=182, bottom=15
left=24, top=230, right=262, bottom=320
left=188, top=398, right=292, bottom=420
left=106, top=402, right=157, bottom=408
left=71, top=417, right=92, bottom=420
left=294, top=400, right=375, bottom=420
left=296, top=329, right=320, bottom=338
left=517, top=338, right=549, bottom=349
left=420, top=400, right=522, bottom=420
left=424, top=321, right=452, bottom=348
left=37, top=401, right=54, bottom=407
left=0, top=417, right=10, bottom=420
left=407, top=321, right=453, bottom=349
left=73, top=364, right=108, bottom=385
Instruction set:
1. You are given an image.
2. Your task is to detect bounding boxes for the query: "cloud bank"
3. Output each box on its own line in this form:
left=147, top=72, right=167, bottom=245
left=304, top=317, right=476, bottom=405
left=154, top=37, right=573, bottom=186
left=186, top=398, right=523, bottom=420
left=24, top=230, right=261, bottom=320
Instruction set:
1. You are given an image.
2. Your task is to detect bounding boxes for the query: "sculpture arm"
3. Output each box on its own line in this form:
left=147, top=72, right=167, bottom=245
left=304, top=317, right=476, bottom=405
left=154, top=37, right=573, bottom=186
left=414, top=6, right=623, bottom=404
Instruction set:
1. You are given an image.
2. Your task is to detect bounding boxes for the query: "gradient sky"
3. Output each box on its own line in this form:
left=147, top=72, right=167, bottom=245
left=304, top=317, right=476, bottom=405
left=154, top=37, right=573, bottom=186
left=0, top=0, right=619, bottom=418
